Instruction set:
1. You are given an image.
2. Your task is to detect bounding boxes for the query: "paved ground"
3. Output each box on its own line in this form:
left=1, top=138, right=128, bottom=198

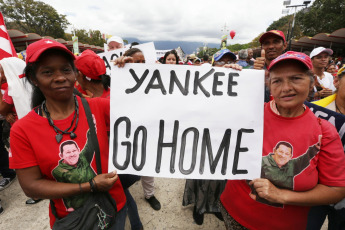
left=0, top=176, right=328, bottom=229
left=0, top=177, right=225, bottom=230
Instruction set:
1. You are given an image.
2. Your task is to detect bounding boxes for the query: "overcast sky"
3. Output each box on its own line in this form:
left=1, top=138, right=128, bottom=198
left=41, top=0, right=312, bottom=45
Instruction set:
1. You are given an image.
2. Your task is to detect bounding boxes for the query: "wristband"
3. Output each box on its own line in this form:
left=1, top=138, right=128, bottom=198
left=92, top=178, right=98, bottom=191
left=89, top=179, right=96, bottom=192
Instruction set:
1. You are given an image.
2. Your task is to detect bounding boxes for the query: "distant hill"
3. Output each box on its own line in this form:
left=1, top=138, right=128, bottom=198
left=125, top=37, right=219, bottom=54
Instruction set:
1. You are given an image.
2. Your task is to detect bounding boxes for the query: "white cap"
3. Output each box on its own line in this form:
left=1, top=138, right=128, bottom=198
left=107, top=36, right=124, bottom=46
left=310, top=47, right=333, bottom=59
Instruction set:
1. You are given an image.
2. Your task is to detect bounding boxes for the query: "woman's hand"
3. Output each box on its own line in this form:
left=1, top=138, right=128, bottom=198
left=92, top=171, right=118, bottom=192
left=5, top=112, right=16, bottom=124
left=249, top=178, right=285, bottom=204
left=112, top=56, right=134, bottom=68
left=223, top=63, right=243, bottom=71
left=319, top=88, right=333, bottom=97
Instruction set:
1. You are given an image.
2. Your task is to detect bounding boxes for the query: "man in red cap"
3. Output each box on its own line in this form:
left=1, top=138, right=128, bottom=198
left=254, top=30, right=287, bottom=70
left=253, top=30, right=287, bottom=102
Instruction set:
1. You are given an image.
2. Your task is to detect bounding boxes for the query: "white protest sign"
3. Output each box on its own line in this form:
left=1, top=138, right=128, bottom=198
left=98, top=42, right=157, bottom=75
left=156, top=49, right=172, bottom=59
left=109, top=64, right=264, bottom=180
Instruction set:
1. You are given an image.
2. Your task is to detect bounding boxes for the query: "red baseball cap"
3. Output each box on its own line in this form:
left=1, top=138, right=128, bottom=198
left=267, top=51, right=313, bottom=71
left=75, top=49, right=106, bottom=80
left=26, top=39, right=75, bottom=64
left=259, top=30, right=286, bottom=44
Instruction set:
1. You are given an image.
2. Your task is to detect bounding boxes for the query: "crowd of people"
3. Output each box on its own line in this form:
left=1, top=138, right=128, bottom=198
left=0, top=27, right=345, bottom=230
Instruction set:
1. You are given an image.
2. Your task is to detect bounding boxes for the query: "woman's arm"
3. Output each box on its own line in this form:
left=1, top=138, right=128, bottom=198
left=249, top=179, right=345, bottom=206
left=16, top=166, right=119, bottom=199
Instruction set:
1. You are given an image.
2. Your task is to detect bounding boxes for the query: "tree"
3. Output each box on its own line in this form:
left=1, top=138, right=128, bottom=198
left=0, top=0, right=69, bottom=38
left=295, top=0, right=345, bottom=37
left=67, top=29, right=106, bottom=47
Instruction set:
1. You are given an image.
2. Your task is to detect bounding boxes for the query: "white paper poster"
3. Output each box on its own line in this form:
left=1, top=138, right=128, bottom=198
left=98, top=42, right=157, bottom=75
left=109, top=64, right=264, bottom=180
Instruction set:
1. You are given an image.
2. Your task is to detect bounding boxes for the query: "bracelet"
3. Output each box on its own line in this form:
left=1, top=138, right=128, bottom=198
left=89, top=179, right=96, bottom=192
left=79, top=183, right=83, bottom=194
left=92, top=178, right=98, bottom=191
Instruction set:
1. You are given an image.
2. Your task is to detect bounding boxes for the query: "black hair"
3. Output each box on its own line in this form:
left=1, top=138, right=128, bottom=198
left=24, top=48, right=77, bottom=108
left=123, top=48, right=142, bottom=57
left=87, top=74, right=111, bottom=90
left=60, top=140, right=79, bottom=155
left=203, top=55, right=209, bottom=62
left=274, top=141, right=293, bottom=155
left=162, top=50, right=179, bottom=64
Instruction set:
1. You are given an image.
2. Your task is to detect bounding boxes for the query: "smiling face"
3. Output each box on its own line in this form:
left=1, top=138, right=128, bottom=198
left=261, top=35, right=287, bottom=61
left=165, top=54, right=177, bottom=64
left=269, top=61, right=312, bottom=117
left=60, top=143, right=80, bottom=166
left=312, top=52, right=330, bottom=69
left=272, top=144, right=292, bottom=168
left=33, top=53, right=76, bottom=102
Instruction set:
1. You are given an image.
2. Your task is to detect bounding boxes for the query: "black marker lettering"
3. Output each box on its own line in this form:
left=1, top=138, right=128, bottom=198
left=232, top=128, right=254, bottom=175
left=125, top=69, right=150, bottom=94
left=113, top=117, right=131, bottom=170
left=169, top=70, right=190, bottom=95
left=179, top=128, right=199, bottom=175
left=156, top=120, right=179, bottom=173
left=145, top=70, right=167, bottom=95
left=132, top=126, right=147, bottom=171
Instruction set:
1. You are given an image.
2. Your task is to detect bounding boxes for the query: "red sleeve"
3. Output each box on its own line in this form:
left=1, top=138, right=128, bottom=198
left=318, top=119, right=345, bottom=186
left=9, top=120, right=38, bottom=169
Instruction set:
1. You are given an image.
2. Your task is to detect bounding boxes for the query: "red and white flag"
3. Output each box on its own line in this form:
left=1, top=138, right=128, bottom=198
left=0, top=12, right=17, bottom=60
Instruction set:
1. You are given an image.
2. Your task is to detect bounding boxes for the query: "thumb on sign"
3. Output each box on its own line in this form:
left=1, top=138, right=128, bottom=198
left=261, top=49, right=265, bottom=58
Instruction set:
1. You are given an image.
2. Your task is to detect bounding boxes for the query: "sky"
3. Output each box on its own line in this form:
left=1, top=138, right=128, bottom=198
left=41, top=0, right=313, bottom=45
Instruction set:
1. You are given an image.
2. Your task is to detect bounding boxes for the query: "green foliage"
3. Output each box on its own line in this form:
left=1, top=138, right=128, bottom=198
left=267, top=0, right=345, bottom=39
left=69, top=29, right=106, bottom=47
left=0, top=0, right=70, bottom=39
left=226, top=43, right=250, bottom=52
left=295, top=0, right=345, bottom=37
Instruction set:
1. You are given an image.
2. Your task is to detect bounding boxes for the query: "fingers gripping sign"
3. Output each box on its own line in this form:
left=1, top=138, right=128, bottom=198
left=249, top=178, right=285, bottom=204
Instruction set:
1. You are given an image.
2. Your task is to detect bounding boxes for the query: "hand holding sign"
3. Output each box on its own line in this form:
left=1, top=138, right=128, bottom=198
left=112, top=56, right=134, bottom=68
left=223, top=63, right=243, bottom=71
left=254, top=49, right=266, bottom=70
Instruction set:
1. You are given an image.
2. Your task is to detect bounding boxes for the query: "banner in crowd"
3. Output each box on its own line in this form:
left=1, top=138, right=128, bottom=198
left=306, top=101, right=345, bottom=150
left=98, top=42, right=157, bottom=75
left=0, top=12, right=17, bottom=59
left=72, top=36, right=79, bottom=55
left=109, top=65, right=265, bottom=180
left=156, top=49, right=171, bottom=59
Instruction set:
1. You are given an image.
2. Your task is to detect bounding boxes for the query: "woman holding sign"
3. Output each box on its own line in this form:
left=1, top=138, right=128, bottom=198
left=220, top=52, right=345, bottom=230
left=9, top=39, right=127, bottom=229
left=306, top=66, right=345, bottom=230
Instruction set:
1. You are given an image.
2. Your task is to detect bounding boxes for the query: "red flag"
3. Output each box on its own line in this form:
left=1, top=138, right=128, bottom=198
left=0, top=12, right=17, bottom=60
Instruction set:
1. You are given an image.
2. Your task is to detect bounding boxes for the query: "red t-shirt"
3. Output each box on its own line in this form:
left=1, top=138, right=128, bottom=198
left=9, top=96, right=126, bottom=227
left=221, top=103, right=345, bottom=230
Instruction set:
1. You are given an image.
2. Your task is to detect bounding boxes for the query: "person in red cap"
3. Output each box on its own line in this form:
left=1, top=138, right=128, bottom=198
left=9, top=39, right=127, bottom=229
left=254, top=30, right=288, bottom=102
left=219, top=51, right=345, bottom=230
left=74, top=49, right=110, bottom=98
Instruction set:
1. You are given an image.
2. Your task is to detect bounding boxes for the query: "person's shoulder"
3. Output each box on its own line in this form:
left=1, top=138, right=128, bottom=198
left=11, top=110, right=37, bottom=130
left=323, top=72, right=334, bottom=79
